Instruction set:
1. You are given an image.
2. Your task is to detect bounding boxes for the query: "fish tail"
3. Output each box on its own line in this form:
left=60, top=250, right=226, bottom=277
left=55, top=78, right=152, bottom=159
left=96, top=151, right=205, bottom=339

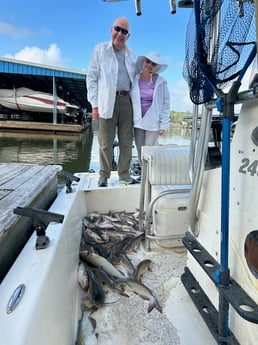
left=148, top=296, right=162, bottom=314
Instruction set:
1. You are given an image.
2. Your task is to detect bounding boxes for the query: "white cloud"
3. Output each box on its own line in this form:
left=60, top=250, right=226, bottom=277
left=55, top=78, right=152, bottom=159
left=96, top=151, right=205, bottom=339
left=4, top=43, right=68, bottom=67
left=239, top=66, right=253, bottom=91
left=0, top=21, right=30, bottom=38
left=170, top=62, right=256, bottom=114
left=169, top=78, right=194, bottom=112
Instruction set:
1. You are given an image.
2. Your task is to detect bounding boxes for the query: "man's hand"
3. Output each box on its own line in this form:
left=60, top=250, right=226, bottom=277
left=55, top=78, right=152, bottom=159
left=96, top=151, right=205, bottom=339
left=92, top=107, right=99, bottom=120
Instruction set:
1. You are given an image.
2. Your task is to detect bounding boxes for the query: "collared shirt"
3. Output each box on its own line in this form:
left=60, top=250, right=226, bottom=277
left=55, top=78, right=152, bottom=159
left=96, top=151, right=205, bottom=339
left=87, top=40, right=136, bottom=119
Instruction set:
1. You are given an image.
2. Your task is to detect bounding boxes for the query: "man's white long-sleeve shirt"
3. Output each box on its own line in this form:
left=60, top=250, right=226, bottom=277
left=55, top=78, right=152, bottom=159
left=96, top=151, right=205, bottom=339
left=86, top=41, right=136, bottom=119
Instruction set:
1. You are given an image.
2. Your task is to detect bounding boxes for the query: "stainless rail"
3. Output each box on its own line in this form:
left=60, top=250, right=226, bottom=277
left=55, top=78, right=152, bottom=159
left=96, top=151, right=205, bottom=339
left=188, top=105, right=213, bottom=236
left=144, top=187, right=191, bottom=250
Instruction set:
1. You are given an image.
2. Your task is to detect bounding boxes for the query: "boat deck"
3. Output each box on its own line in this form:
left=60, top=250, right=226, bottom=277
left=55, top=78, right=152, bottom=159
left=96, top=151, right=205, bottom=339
left=0, top=170, right=218, bottom=345
left=79, top=171, right=141, bottom=190
left=80, top=245, right=217, bottom=345
left=73, top=173, right=217, bottom=345
left=0, top=163, right=62, bottom=282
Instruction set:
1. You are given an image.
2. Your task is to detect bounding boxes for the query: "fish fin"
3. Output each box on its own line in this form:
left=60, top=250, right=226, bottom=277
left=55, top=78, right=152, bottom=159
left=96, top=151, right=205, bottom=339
left=89, top=246, right=95, bottom=254
left=148, top=297, right=162, bottom=314
left=88, top=316, right=97, bottom=331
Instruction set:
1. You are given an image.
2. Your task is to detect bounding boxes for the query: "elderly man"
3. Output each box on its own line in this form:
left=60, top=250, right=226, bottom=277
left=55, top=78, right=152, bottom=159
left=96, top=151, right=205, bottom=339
left=87, top=17, right=137, bottom=187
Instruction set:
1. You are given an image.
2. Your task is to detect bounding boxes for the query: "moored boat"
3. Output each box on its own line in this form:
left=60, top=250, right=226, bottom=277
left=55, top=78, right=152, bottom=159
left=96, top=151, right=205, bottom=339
left=0, top=87, right=79, bottom=115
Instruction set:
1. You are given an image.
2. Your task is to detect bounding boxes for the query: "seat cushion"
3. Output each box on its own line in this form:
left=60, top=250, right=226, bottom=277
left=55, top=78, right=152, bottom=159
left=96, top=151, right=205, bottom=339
left=142, top=145, right=191, bottom=185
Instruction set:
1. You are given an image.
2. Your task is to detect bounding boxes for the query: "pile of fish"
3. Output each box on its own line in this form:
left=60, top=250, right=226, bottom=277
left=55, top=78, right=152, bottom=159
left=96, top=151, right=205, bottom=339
left=77, top=210, right=162, bottom=315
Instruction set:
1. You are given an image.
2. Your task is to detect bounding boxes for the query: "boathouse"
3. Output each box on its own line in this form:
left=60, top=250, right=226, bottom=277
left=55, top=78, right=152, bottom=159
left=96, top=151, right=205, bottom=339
left=0, top=57, right=91, bottom=124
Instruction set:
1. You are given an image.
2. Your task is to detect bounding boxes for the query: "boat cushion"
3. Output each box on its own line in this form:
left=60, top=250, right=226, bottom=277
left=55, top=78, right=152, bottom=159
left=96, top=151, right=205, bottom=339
left=142, top=145, right=191, bottom=186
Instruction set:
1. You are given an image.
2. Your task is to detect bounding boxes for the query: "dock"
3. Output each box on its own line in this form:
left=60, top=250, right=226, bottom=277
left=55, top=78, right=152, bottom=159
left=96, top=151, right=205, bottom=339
left=0, top=163, right=62, bottom=282
left=0, top=120, right=89, bottom=133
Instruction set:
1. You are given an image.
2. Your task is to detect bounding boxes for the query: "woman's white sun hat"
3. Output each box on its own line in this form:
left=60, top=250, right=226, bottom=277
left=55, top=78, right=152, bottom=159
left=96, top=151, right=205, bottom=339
left=136, top=51, right=168, bottom=73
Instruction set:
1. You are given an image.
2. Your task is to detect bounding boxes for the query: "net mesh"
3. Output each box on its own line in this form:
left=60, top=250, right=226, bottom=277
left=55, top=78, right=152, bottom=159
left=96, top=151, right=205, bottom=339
left=183, top=0, right=256, bottom=105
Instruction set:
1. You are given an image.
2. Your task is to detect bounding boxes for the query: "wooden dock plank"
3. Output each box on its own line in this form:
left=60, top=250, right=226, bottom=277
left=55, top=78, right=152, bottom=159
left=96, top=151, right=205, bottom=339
left=1, top=165, right=46, bottom=189
left=0, top=190, right=10, bottom=199
left=0, top=164, right=45, bottom=189
left=0, top=120, right=89, bottom=133
left=0, top=164, right=32, bottom=185
left=0, top=163, right=62, bottom=282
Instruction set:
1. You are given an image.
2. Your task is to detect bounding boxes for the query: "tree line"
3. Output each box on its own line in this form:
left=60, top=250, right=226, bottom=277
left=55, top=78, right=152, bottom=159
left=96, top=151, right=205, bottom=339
left=170, top=110, right=192, bottom=124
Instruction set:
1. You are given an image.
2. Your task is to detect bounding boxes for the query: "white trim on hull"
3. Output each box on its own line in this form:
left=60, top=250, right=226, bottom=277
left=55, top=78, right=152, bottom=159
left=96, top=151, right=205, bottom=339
left=0, top=87, right=79, bottom=114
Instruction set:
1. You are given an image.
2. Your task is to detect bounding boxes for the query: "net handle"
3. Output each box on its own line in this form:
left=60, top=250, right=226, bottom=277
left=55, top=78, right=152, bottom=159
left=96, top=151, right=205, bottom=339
left=194, top=0, right=224, bottom=97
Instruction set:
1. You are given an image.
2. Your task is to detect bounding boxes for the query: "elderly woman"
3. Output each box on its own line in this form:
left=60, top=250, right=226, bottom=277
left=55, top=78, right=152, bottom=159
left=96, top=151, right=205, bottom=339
left=130, top=51, right=170, bottom=175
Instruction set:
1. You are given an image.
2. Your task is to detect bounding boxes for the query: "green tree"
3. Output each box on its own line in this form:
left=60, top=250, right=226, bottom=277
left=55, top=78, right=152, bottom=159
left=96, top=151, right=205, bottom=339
left=170, top=110, right=192, bottom=123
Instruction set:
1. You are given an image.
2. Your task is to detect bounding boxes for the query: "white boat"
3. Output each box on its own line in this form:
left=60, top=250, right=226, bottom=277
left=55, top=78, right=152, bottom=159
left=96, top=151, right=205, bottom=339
left=0, top=80, right=258, bottom=344
left=0, top=87, right=79, bottom=114
left=1, top=2, right=258, bottom=343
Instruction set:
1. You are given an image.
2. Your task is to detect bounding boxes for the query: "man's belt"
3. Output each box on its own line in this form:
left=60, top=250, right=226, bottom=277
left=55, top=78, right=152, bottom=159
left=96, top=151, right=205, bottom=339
left=116, top=90, right=129, bottom=96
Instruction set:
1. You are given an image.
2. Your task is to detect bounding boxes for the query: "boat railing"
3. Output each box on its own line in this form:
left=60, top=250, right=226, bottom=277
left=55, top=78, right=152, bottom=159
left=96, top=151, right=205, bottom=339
left=188, top=105, right=213, bottom=236
left=139, top=145, right=191, bottom=249
left=143, top=186, right=192, bottom=250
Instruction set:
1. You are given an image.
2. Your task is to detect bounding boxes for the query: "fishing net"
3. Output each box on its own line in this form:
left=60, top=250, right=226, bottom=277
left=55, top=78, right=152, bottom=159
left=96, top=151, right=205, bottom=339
left=183, top=0, right=256, bottom=105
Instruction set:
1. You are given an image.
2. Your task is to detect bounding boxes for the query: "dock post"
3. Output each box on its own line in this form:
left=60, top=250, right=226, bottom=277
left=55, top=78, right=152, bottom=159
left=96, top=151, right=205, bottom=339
left=53, top=76, right=57, bottom=124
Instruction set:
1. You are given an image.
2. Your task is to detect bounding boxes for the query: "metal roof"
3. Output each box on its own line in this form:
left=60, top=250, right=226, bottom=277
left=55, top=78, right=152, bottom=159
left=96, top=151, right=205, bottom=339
left=0, top=57, right=91, bottom=111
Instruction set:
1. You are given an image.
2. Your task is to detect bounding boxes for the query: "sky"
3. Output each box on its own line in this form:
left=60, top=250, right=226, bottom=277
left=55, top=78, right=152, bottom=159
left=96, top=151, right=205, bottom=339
left=0, top=0, right=253, bottom=112
left=0, top=0, right=195, bottom=112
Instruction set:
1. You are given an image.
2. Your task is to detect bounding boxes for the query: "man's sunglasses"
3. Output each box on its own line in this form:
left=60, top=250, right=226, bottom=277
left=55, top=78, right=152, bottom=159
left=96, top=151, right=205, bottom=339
left=113, top=26, right=129, bottom=35
left=145, top=58, right=158, bottom=67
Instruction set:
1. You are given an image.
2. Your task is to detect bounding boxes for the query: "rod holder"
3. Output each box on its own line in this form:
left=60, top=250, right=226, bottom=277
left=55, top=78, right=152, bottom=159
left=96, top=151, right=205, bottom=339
left=13, top=206, right=64, bottom=249
left=59, top=170, right=80, bottom=193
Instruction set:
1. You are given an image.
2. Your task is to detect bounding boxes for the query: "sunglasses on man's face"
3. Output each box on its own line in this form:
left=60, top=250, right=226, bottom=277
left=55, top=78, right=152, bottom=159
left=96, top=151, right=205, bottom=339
left=113, top=25, right=129, bottom=35
left=145, top=58, right=158, bottom=67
